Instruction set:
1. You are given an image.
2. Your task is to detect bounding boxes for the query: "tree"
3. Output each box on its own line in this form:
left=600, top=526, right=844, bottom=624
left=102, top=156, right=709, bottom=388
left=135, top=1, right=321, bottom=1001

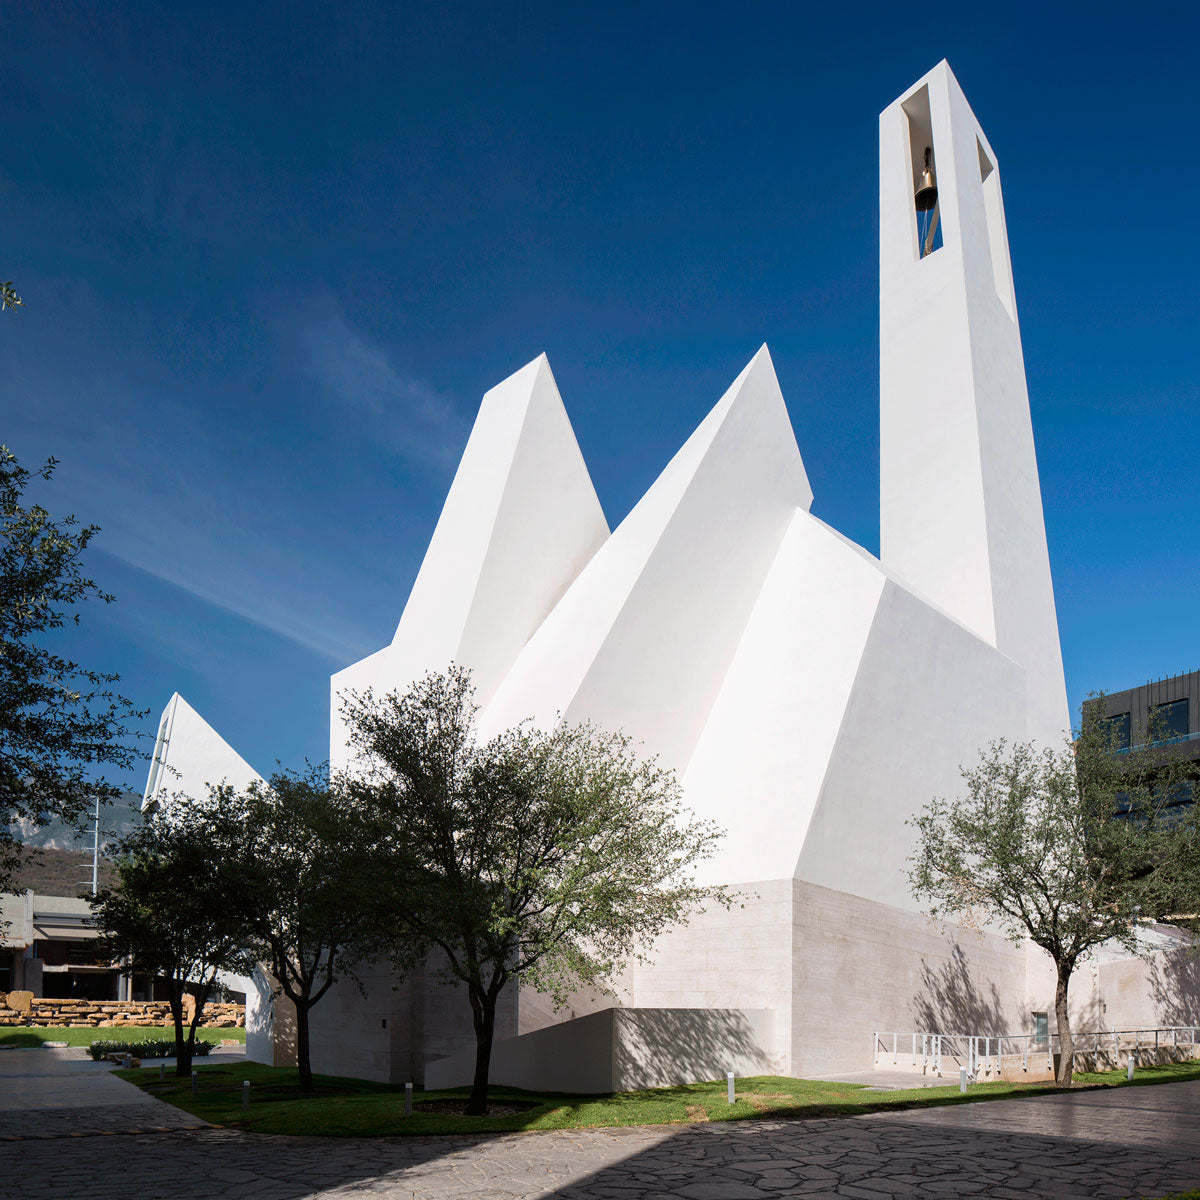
left=341, top=666, right=730, bottom=1115
left=221, top=766, right=382, bottom=1091
left=1, top=446, right=141, bottom=894
left=1, top=282, right=21, bottom=311
left=908, top=708, right=1193, bottom=1086
left=94, top=797, right=255, bottom=1075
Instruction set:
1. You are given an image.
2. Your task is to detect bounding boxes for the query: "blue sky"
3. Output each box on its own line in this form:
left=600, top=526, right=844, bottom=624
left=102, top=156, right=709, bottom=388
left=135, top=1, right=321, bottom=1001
left=4, top=1, right=1198, bottom=789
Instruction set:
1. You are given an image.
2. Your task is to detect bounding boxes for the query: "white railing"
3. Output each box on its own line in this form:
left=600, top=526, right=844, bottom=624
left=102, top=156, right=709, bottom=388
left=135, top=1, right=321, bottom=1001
left=872, top=1026, right=1200, bottom=1076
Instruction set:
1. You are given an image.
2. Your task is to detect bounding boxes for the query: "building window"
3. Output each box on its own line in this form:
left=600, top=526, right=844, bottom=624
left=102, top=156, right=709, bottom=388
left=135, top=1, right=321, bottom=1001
left=1032, top=1012, right=1048, bottom=1045
left=1151, top=699, right=1190, bottom=741
left=1107, top=712, right=1131, bottom=750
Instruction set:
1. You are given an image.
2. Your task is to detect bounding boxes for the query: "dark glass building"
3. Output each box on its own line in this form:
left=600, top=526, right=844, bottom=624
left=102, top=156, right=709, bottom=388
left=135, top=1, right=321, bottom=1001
left=1085, top=669, right=1199, bottom=824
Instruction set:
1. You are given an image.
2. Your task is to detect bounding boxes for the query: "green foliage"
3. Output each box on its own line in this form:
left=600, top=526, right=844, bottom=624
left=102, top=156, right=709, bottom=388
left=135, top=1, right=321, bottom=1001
left=216, top=765, right=380, bottom=1088
left=0, top=281, right=20, bottom=311
left=95, top=800, right=256, bottom=983
left=0, top=446, right=141, bottom=893
left=340, top=665, right=730, bottom=1113
left=88, top=1037, right=217, bottom=1061
left=908, top=702, right=1198, bottom=1085
left=93, top=796, right=258, bottom=1074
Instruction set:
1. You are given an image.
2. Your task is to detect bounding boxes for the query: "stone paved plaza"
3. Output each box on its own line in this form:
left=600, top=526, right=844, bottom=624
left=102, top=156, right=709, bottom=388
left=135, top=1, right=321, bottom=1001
left=2, top=1049, right=1199, bottom=1198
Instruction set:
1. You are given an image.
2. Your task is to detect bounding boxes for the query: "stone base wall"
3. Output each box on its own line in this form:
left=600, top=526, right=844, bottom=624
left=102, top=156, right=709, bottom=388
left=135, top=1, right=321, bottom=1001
left=0, top=994, right=245, bottom=1028
left=425, top=1007, right=777, bottom=1094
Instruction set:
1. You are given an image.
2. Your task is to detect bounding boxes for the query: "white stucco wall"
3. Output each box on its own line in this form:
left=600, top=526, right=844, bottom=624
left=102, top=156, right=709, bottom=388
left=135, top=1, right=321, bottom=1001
left=879, top=62, right=1068, bottom=748
left=480, top=345, right=811, bottom=773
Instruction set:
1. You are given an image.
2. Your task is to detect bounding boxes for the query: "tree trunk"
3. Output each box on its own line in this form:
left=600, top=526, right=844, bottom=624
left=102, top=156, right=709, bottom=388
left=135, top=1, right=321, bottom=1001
left=296, top=999, right=313, bottom=1092
left=168, top=981, right=190, bottom=1077
left=465, top=986, right=496, bottom=1116
left=1054, top=965, right=1074, bottom=1087
left=186, top=988, right=208, bottom=1077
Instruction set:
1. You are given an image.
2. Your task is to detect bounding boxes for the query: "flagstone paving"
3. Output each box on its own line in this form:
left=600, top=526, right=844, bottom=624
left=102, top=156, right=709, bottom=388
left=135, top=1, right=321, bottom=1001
left=2, top=1049, right=1199, bottom=1199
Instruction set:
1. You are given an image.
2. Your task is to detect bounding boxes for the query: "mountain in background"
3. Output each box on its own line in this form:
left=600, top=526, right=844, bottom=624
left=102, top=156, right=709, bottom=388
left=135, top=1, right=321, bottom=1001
left=9, top=790, right=142, bottom=854
left=7, top=846, right=118, bottom=895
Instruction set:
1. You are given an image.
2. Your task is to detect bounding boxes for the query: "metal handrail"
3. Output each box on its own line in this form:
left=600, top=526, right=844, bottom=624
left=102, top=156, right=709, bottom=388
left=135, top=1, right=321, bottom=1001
left=872, top=1026, right=1198, bottom=1075
left=1114, top=730, right=1200, bottom=755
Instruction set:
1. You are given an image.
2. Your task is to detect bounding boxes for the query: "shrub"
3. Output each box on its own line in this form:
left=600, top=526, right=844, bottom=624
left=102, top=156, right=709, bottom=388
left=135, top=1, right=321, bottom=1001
left=87, top=1037, right=218, bottom=1061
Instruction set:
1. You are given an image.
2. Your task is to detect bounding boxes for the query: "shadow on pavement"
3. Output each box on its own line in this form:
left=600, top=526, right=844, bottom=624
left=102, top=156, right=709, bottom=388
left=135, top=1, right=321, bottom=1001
left=7, top=1071, right=1200, bottom=1199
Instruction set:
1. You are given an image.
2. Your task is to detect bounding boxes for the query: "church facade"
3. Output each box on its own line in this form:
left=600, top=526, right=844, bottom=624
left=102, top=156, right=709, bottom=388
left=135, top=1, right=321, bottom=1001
left=144, top=64, right=1196, bottom=1087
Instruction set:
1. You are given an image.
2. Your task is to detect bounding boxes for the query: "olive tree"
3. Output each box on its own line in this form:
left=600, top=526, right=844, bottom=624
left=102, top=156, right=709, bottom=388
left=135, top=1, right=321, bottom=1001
left=220, top=766, right=382, bottom=1091
left=341, top=666, right=730, bottom=1115
left=908, top=708, right=1193, bottom=1085
left=95, top=797, right=256, bottom=1075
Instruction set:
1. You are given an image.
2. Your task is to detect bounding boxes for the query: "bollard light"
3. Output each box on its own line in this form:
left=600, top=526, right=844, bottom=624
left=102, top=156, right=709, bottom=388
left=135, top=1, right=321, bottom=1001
left=1128, top=1049, right=1137, bottom=1082
left=243, top=1080, right=250, bottom=1111
left=959, top=1066, right=968, bottom=1094
left=727, top=1072, right=735, bottom=1105
left=191, top=1070, right=198, bottom=1096
left=159, top=1062, right=165, bottom=1081
left=404, top=1081, right=413, bottom=1117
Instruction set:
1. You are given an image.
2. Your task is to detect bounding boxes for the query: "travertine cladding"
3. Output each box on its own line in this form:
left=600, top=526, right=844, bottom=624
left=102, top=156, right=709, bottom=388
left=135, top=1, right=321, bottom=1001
left=624, top=879, right=793, bottom=1073
left=0, top=996, right=244, bottom=1028
left=426, top=1007, right=776, bottom=1093
left=616, top=879, right=1030, bottom=1078
left=300, top=954, right=517, bottom=1085
left=1024, top=936, right=1200, bottom=1034
left=790, top=880, right=1029, bottom=1076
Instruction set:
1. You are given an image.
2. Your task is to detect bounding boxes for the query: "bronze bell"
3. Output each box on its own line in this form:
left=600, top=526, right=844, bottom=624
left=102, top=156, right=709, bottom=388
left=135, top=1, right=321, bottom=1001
left=915, top=146, right=938, bottom=212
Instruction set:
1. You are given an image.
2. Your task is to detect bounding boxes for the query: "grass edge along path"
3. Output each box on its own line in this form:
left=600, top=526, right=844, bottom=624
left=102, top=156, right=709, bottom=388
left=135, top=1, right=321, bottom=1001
left=114, top=1058, right=1200, bottom=1138
left=0, top=1025, right=246, bottom=1049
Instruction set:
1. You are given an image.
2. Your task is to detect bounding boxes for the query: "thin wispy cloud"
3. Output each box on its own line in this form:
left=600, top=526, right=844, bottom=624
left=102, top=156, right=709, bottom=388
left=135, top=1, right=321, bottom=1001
left=3, top=302, right=414, bottom=665
left=102, top=526, right=376, bottom=666
left=301, top=305, right=466, bottom=466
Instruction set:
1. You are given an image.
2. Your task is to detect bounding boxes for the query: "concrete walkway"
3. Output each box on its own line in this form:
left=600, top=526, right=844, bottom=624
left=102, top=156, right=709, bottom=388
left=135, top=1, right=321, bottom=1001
left=813, top=1068, right=949, bottom=1088
left=0, top=1046, right=239, bottom=1140
left=1, top=1055, right=1199, bottom=1199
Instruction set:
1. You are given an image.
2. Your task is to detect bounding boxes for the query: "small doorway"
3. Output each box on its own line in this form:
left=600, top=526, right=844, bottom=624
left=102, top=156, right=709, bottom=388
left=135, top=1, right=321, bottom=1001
left=1032, top=1012, right=1049, bottom=1046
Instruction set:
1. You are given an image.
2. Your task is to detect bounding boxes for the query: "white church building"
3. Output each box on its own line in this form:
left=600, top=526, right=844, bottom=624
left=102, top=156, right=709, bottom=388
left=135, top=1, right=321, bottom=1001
left=143, top=63, right=1196, bottom=1087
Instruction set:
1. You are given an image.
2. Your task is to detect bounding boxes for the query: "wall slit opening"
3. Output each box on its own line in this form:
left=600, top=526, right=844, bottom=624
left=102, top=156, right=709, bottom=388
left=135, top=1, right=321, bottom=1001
left=978, top=137, right=1017, bottom=320
left=901, top=85, right=942, bottom=259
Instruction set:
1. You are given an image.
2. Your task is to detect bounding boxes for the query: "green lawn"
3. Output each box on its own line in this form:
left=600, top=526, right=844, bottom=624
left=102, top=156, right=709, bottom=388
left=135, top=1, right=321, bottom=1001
left=112, top=1057, right=1200, bottom=1138
left=0, top=1025, right=246, bottom=1049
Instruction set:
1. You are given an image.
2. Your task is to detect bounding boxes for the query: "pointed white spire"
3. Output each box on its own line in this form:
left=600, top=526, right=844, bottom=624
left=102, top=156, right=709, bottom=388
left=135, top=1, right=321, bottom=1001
left=375, top=354, right=609, bottom=710
left=481, top=345, right=811, bottom=770
left=142, top=693, right=261, bottom=811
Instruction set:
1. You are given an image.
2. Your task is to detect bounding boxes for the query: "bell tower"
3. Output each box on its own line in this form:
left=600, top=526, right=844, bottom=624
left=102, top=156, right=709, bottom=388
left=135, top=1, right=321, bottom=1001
left=878, top=62, right=1068, bottom=744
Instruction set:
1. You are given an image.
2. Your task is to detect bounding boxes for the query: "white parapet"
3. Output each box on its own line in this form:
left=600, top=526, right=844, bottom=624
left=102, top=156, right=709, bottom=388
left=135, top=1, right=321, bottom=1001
left=424, top=1006, right=777, bottom=1094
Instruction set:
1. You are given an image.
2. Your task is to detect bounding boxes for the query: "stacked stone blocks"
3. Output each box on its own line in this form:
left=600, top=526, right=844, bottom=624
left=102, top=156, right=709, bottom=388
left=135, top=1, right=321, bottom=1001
left=0, top=992, right=244, bottom=1027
